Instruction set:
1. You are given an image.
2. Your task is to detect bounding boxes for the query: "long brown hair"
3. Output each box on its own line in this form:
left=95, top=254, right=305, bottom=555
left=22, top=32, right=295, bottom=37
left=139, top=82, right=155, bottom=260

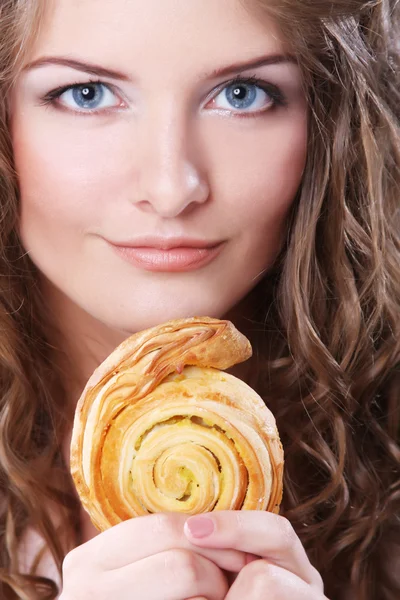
left=249, top=1, right=400, bottom=599
left=0, top=0, right=399, bottom=599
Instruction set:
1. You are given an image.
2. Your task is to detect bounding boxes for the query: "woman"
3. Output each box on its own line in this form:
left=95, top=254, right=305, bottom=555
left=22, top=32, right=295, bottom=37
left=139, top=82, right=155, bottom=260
left=0, top=0, right=398, bottom=598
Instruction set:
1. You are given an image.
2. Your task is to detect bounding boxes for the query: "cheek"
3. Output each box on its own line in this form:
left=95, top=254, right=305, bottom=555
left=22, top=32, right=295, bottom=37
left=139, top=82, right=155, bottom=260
left=207, top=111, right=307, bottom=246
left=11, top=114, right=129, bottom=250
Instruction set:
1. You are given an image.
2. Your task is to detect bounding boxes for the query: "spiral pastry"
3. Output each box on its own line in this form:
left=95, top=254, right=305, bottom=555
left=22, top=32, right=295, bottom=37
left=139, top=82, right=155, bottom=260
left=70, top=317, right=284, bottom=531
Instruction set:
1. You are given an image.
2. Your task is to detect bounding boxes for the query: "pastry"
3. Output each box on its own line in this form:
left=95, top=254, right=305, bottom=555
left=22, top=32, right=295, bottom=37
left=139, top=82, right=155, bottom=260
left=70, top=317, right=284, bottom=531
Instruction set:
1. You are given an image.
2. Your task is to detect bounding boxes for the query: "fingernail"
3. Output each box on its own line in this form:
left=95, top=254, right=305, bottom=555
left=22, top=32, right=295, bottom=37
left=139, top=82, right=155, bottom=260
left=185, top=516, right=215, bottom=539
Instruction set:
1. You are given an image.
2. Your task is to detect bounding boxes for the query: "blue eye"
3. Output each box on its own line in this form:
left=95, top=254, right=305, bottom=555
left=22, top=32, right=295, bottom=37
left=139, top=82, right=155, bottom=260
left=63, top=83, right=119, bottom=110
left=42, top=81, right=122, bottom=112
left=70, top=84, right=105, bottom=109
left=210, top=77, right=285, bottom=114
left=225, top=82, right=258, bottom=109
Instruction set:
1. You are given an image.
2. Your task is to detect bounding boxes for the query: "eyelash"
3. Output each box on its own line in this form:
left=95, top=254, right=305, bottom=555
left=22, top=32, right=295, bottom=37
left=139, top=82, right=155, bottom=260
left=39, top=74, right=287, bottom=116
left=39, top=78, right=110, bottom=112
left=215, top=75, right=287, bottom=112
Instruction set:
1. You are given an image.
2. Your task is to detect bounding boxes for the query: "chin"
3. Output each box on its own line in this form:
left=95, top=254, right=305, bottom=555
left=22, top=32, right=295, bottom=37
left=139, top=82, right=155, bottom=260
left=86, top=292, right=243, bottom=336
left=42, top=271, right=257, bottom=341
left=104, top=303, right=230, bottom=335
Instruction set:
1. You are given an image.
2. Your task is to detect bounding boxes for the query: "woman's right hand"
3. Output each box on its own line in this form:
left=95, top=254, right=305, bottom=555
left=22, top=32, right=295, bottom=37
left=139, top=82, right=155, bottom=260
left=59, top=512, right=251, bottom=600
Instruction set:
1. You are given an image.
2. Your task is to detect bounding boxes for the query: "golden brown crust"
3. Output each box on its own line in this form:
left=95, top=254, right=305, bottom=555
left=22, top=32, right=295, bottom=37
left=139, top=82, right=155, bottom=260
left=70, top=317, right=284, bottom=531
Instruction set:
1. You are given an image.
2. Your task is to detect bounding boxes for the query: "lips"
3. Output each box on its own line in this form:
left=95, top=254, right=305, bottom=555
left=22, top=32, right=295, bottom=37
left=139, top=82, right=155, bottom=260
left=106, top=237, right=224, bottom=272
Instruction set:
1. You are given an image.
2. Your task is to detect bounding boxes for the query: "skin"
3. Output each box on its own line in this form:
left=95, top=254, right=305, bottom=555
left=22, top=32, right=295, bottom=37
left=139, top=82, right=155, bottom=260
left=10, top=0, right=328, bottom=598
left=10, top=0, right=308, bottom=382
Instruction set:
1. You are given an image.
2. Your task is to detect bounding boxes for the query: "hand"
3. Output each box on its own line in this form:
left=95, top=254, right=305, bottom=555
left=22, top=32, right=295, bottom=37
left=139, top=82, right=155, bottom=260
left=184, top=511, right=327, bottom=599
left=59, top=512, right=252, bottom=600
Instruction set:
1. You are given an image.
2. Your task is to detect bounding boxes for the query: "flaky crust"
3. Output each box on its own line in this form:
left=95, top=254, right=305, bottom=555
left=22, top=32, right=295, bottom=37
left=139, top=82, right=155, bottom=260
left=70, top=317, right=284, bottom=531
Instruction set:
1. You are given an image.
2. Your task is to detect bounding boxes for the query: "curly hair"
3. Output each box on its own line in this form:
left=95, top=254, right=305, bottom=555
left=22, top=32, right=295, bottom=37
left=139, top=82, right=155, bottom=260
left=0, top=0, right=399, bottom=599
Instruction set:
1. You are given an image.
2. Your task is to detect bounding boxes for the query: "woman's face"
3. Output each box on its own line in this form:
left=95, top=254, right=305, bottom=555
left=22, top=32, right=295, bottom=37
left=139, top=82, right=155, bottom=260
left=10, top=0, right=307, bottom=333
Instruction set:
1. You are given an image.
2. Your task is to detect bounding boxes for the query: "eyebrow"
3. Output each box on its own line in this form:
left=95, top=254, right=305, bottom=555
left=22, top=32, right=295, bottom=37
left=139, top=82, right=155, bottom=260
left=23, top=57, right=131, bottom=81
left=23, top=53, right=297, bottom=82
left=209, top=53, right=296, bottom=78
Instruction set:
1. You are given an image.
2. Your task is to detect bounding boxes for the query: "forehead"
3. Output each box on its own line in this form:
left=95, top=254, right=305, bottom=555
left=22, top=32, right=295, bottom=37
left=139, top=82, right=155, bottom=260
left=29, top=0, right=285, bottom=77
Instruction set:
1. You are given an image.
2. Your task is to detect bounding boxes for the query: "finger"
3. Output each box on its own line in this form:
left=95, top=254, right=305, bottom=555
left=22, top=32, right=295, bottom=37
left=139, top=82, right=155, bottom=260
left=75, top=513, right=251, bottom=573
left=225, top=551, right=259, bottom=586
left=225, top=559, right=327, bottom=600
left=183, top=511, right=324, bottom=590
left=110, top=549, right=229, bottom=600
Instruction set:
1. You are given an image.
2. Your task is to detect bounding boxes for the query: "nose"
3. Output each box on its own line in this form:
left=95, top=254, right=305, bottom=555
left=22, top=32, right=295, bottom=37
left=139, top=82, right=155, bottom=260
left=132, top=107, right=210, bottom=218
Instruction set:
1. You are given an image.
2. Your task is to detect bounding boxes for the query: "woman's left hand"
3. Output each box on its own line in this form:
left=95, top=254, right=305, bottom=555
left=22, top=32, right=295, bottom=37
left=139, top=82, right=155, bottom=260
left=183, top=511, right=327, bottom=599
